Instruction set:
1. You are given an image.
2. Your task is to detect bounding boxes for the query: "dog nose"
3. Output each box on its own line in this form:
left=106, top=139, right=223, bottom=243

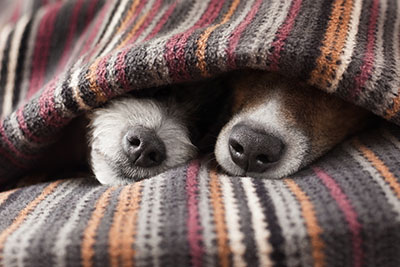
left=228, top=123, right=284, bottom=173
left=123, top=127, right=166, bottom=168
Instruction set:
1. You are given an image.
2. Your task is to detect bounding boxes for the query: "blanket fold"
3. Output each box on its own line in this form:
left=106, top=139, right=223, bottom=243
left=0, top=1, right=400, bottom=266
left=0, top=0, right=400, bottom=185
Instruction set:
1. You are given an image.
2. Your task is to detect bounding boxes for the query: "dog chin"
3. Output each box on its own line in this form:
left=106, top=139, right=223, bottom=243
left=214, top=112, right=310, bottom=179
left=90, top=148, right=195, bottom=185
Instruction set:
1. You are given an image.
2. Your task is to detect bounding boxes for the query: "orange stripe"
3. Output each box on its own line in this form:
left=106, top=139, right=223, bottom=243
left=81, top=187, right=116, bottom=267
left=116, top=0, right=141, bottom=34
left=385, top=93, right=400, bottom=119
left=86, top=58, right=108, bottom=104
left=108, top=183, right=142, bottom=267
left=209, top=170, right=230, bottom=267
left=284, top=179, right=325, bottom=267
left=196, top=0, right=241, bottom=76
left=0, top=188, right=19, bottom=206
left=309, top=0, right=353, bottom=89
left=353, top=138, right=400, bottom=198
left=117, top=7, right=151, bottom=48
left=0, top=181, right=61, bottom=260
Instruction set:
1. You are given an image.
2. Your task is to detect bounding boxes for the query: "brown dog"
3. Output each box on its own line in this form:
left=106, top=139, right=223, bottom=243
left=215, top=70, right=371, bottom=179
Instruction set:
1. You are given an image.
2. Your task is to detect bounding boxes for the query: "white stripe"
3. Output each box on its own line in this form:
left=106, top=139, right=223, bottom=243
left=135, top=4, right=170, bottom=43
left=241, top=178, right=273, bottom=267
left=362, top=0, right=387, bottom=98
left=70, top=59, right=92, bottom=111
left=197, top=162, right=217, bottom=267
left=344, top=141, right=400, bottom=222
left=53, top=185, right=102, bottom=267
left=328, top=0, right=363, bottom=92
left=2, top=180, right=82, bottom=267
left=389, top=1, right=400, bottom=99
left=214, top=0, right=256, bottom=71
left=90, top=0, right=131, bottom=59
left=0, top=25, right=12, bottom=117
left=2, top=15, right=30, bottom=117
left=219, top=175, right=246, bottom=267
left=263, top=180, right=313, bottom=267
left=141, top=0, right=211, bottom=85
left=19, top=9, right=45, bottom=102
left=248, top=0, right=293, bottom=68
left=100, top=0, right=157, bottom=57
left=134, top=173, right=163, bottom=266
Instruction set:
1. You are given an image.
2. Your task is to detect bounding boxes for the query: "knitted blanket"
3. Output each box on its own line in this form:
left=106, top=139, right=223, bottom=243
left=0, top=0, right=400, bottom=266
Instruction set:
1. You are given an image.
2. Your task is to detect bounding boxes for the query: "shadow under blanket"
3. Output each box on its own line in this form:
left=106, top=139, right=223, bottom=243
left=0, top=0, right=399, bottom=266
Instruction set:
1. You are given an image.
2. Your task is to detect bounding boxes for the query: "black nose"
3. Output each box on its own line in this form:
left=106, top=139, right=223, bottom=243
left=123, top=127, right=166, bottom=168
left=228, top=123, right=284, bottom=173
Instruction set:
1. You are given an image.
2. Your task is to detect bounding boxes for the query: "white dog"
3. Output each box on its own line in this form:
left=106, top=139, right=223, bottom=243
left=88, top=71, right=371, bottom=185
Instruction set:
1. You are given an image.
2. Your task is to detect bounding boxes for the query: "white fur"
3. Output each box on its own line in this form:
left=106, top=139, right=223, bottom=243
left=89, top=97, right=196, bottom=185
left=214, top=91, right=309, bottom=179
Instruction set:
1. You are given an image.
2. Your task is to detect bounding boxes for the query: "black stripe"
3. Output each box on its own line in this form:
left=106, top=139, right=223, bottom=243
left=230, top=178, right=260, bottom=267
left=0, top=29, right=14, bottom=114
left=12, top=17, right=33, bottom=110
left=270, top=0, right=335, bottom=80
left=252, top=178, right=286, bottom=267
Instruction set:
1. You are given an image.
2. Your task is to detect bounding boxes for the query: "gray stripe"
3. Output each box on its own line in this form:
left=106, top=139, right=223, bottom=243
left=92, top=186, right=124, bottom=267
left=198, top=162, right=218, bottom=266
left=0, top=182, right=48, bottom=232
left=157, top=165, right=190, bottom=267
left=52, top=182, right=104, bottom=267
left=3, top=180, right=80, bottom=267
left=229, top=177, right=259, bottom=266
left=319, top=141, right=400, bottom=266
left=263, top=179, right=313, bottom=267
left=294, top=167, right=354, bottom=266
left=134, top=173, right=165, bottom=267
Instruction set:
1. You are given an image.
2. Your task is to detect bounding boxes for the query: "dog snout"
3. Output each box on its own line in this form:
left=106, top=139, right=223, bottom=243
left=228, top=123, right=284, bottom=173
left=123, top=127, right=166, bottom=168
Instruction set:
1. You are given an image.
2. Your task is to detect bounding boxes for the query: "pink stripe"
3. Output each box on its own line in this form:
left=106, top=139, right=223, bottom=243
left=352, top=0, right=379, bottom=97
left=313, top=167, right=363, bottom=267
left=268, top=0, right=303, bottom=71
left=17, top=108, right=49, bottom=144
left=165, top=0, right=225, bottom=82
left=10, top=0, right=22, bottom=23
left=96, top=54, right=114, bottom=98
left=38, top=79, right=69, bottom=127
left=55, top=0, right=85, bottom=74
left=86, top=0, right=100, bottom=24
left=0, top=122, right=37, bottom=160
left=186, top=160, right=204, bottom=267
left=80, top=1, right=113, bottom=59
left=227, top=0, right=263, bottom=69
left=127, top=0, right=163, bottom=44
left=120, top=0, right=148, bottom=40
left=114, top=49, right=130, bottom=92
left=27, top=2, right=63, bottom=99
left=0, top=143, right=26, bottom=170
left=144, top=2, right=177, bottom=41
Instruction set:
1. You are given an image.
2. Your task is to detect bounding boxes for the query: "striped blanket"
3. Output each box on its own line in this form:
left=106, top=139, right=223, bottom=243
left=0, top=0, right=400, bottom=266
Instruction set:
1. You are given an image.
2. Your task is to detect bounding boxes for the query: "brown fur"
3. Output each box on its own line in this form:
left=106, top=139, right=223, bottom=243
left=229, top=70, right=371, bottom=161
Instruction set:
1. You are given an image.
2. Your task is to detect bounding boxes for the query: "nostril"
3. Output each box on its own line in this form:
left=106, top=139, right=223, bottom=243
left=230, top=139, right=244, bottom=155
left=148, top=151, right=158, bottom=163
left=256, top=154, right=270, bottom=165
left=128, top=137, right=141, bottom=147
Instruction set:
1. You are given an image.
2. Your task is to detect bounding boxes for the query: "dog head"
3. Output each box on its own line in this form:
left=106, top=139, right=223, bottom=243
left=215, top=70, right=371, bottom=179
left=88, top=79, right=228, bottom=185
